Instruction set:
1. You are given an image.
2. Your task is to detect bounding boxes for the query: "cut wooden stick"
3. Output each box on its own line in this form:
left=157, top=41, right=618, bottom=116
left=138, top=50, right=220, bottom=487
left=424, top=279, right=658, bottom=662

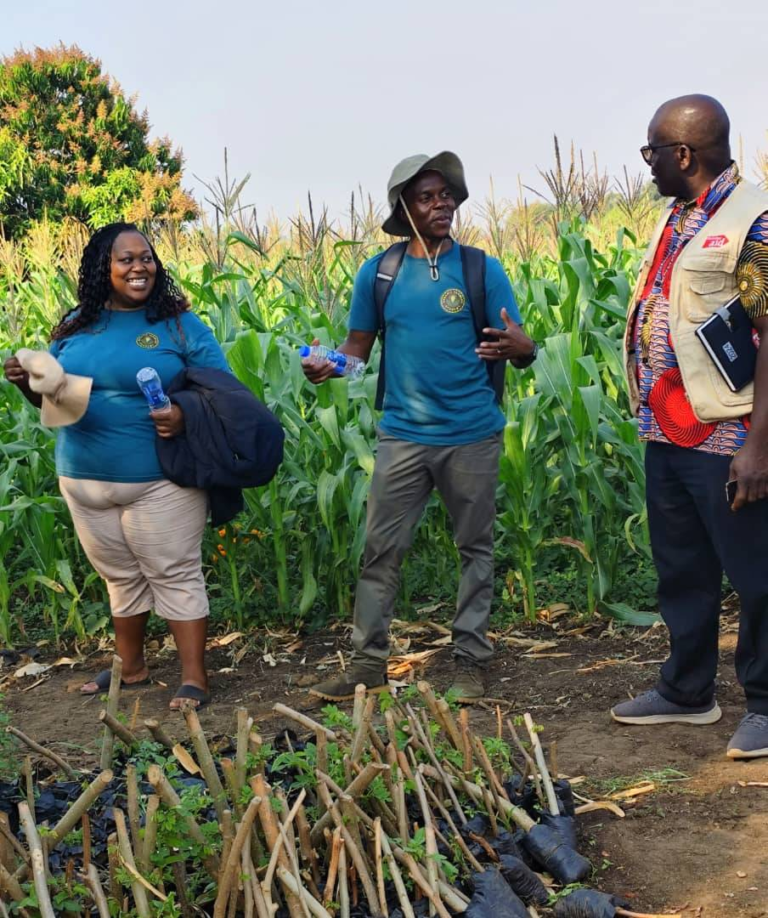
left=323, top=827, right=342, bottom=907
left=82, top=863, right=110, bottom=918
left=22, top=756, right=34, bottom=822
left=114, top=808, right=150, bottom=917
left=6, top=727, right=78, bottom=778
left=143, top=718, right=174, bottom=749
left=437, top=880, right=470, bottom=912
left=435, top=697, right=464, bottom=752
left=391, top=846, right=452, bottom=918
left=99, top=708, right=139, bottom=749
left=506, top=719, right=544, bottom=806
left=272, top=703, right=337, bottom=742
left=278, top=867, right=334, bottom=918
left=296, top=802, right=322, bottom=890
left=405, top=704, right=466, bottom=823
left=316, top=780, right=380, bottom=913
left=183, top=705, right=229, bottom=822
left=421, top=765, right=535, bottom=832
left=523, top=713, right=559, bottom=816
left=19, top=801, right=55, bottom=918
left=352, top=683, right=367, bottom=731
left=351, top=695, right=375, bottom=764
left=338, top=845, right=350, bottom=918
left=140, top=795, right=160, bottom=874
left=616, top=911, right=681, bottom=918
left=0, top=812, right=29, bottom=866
left=172, top=861, right=195, bottom=918
left=421, top=774, right=484, bottom=873
left=147, top=764, right=220, bottom=878
left=235, top=707, right=251, bottom=796
left=99, top=655, right=123, bottom=770
left=126, top=764, right=141, bottom=854
left=0, top=860, right=26, bottom=905
left=251, top=774, right=305, bottom=918
left=310, top=762, right=389, bottom=846
left=413, top=771, right=441, bottom=916
left=47, top=769, right=113, bottom=850
left=213, top=795, right=262, bottom=918
left=373, top=818, right=388, bottom=918
left=221, top=758, right=242, bottom=819
left=243, top=838, right=271, bottom=918
left=379, top=832, right=415, bottom=918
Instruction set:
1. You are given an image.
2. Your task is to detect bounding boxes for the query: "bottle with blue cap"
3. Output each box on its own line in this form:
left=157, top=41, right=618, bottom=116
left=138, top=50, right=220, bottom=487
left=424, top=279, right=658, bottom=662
left=136, top=367, right=172, bottom=414
left=299, top=344, right=366, bottom=380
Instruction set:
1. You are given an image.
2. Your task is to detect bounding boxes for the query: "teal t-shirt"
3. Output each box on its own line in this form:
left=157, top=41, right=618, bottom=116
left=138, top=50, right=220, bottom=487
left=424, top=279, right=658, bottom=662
left=49, top=309, right=230, bottom=482
left=349, top=242, right=521, bottom=445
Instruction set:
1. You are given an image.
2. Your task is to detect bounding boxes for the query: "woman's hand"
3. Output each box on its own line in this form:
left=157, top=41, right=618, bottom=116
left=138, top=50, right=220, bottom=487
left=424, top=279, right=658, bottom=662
left=4, top=356, right=42, bottom=407
left=152, top=403, right=185, bottom=439
left=4, top=356, right=29, bottom=387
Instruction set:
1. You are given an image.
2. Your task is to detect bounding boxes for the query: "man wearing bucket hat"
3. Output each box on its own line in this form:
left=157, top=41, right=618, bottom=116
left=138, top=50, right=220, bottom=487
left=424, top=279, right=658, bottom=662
left=304, top=152, right=538, bottom=702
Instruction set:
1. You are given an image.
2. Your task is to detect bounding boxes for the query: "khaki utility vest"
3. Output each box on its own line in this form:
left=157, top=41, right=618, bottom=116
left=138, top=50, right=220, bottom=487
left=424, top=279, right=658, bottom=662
left=624, top=179, right=768, bottom=422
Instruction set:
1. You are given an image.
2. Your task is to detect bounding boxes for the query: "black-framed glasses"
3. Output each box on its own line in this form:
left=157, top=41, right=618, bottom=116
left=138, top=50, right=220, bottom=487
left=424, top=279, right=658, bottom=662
left=640, top=142, right=696, bottom=164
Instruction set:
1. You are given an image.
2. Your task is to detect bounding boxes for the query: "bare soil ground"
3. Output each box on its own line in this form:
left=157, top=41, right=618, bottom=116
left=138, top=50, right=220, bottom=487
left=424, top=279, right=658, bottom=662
left=4, top=613, right=767, bottom=917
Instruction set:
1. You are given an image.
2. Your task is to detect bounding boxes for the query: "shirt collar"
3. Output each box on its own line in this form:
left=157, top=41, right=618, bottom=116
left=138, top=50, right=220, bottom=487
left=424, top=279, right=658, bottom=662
left=675, top=162, right=740, bottom=216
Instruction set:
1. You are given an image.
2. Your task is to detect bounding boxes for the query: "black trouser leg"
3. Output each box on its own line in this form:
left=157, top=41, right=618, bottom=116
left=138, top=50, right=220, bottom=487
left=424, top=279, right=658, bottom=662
left=647, top=442, right=768, bottom=713
left=646, top=442, right=723, bottom=707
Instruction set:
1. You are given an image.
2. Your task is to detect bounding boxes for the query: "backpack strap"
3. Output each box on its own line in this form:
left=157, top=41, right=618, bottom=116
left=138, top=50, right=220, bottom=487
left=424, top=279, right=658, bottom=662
left=373, top=241, right=408, bottom=410
left=460, top=245, right=505, bottom=403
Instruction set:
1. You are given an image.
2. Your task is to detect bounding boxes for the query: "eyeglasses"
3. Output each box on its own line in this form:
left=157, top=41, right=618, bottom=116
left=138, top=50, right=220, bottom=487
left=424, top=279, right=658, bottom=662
left=640, top=142, right=696, bottom=164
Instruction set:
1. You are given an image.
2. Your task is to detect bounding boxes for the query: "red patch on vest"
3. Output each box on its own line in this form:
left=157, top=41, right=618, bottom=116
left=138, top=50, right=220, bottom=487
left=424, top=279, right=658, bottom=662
left=702, top=235, right=729, bottom=248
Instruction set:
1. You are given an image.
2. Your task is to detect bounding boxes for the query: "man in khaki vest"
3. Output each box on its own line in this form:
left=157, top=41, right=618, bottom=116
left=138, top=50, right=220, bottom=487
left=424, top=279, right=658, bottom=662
left=612, top=95, right=768, bottom=759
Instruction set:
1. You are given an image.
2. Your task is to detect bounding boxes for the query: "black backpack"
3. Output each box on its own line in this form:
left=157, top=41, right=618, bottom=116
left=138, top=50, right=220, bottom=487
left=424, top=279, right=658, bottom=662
left=372, top=242, right=505, bottom=410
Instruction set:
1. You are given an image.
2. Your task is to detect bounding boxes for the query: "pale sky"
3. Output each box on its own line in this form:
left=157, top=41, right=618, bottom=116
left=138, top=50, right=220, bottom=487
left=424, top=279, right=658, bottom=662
left=3, top=0, right=768, bottom=224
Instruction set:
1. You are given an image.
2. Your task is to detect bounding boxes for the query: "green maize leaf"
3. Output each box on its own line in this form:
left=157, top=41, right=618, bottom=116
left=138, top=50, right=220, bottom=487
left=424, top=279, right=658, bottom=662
left=316, top=469, right=341, bottom=531
left=599, top=601, right=661, bottom=626
left=577, top=386, right=601, bottom=442
left=316, top=406, right=342, bottom=450
left=341, top=428, right=375, bottom=477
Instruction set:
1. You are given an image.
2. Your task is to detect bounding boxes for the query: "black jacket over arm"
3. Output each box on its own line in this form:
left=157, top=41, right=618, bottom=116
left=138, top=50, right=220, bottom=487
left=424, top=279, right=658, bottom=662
left=156, top=367, right=284, bottom=527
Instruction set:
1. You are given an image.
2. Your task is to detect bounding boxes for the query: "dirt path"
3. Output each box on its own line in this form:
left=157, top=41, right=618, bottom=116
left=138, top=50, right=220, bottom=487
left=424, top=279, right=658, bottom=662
left=4, top=617, right=767, bottom=916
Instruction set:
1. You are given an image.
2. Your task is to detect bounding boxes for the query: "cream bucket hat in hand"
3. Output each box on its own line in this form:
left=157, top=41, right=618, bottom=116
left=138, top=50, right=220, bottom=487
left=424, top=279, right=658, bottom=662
left=15, top=349, right=92, bottom=428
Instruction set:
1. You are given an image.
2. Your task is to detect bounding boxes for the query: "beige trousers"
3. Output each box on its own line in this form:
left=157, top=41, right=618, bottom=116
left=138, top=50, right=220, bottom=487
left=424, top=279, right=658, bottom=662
left=59, top=477, right=209, bottom=621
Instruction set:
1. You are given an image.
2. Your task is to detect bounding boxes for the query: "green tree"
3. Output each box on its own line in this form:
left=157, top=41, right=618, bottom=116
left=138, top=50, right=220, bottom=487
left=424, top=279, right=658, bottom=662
left=0, top=44, right=197, bottom=238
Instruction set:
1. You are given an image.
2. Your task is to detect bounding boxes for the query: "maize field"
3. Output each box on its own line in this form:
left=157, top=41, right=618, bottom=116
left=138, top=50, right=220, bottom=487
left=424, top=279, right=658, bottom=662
left=0, top=154, right=697, bottom=644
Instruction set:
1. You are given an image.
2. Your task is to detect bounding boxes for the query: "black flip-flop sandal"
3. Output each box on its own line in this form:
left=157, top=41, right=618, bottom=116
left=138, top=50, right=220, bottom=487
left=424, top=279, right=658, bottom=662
left=171, top=684, right=211, bottom=710
left=80, top=669, right=152, bottom=695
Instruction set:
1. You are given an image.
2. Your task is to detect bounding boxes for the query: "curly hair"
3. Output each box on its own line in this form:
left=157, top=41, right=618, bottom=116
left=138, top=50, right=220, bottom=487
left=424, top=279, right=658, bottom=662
left=50, top=222, right=188, bottom=341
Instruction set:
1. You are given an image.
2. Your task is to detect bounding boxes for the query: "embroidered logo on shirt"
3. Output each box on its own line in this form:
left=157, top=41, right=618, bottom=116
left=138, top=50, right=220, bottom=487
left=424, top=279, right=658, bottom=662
left=440, top=288, right=466, bottom=314
left=136, top=332, right=160, bottom=349
left=702, top=235, right=729, bottom=249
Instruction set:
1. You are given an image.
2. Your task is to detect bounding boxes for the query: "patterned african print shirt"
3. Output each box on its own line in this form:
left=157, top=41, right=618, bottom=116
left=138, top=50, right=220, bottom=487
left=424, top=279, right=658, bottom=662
left=633, top=164, right=768, bottom=455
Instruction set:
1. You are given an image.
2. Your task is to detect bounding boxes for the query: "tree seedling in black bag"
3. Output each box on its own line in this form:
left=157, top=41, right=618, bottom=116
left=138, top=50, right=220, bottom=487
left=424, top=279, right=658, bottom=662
left=466, top=868, right=530, bottom=918
left=554, top=888, right=682, bottom=918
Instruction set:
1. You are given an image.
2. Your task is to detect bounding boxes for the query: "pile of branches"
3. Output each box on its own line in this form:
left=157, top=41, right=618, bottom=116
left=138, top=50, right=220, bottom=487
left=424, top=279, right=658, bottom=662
left=0, top=658, right=677, bottom=918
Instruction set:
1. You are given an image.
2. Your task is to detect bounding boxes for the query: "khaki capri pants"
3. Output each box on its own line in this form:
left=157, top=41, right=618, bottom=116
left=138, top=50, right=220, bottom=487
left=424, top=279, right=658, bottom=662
left=59, top=477, right=209, bottom=621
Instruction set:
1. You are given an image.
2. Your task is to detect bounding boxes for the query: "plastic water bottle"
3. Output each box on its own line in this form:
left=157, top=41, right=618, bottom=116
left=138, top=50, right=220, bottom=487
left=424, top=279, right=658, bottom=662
left=299, top=345, right=366, bottom=380
left=136, top=367, right=172, bottom=414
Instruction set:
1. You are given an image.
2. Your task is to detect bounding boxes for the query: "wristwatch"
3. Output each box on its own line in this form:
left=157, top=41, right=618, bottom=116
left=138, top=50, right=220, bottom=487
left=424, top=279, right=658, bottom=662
left=518, top=342, right=539, bottom=367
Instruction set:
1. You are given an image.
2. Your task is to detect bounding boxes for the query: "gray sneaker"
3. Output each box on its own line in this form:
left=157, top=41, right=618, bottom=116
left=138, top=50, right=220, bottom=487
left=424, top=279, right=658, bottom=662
left=309, top=660, right=389, bottom=701
left=611, top=689, right=722, bottom=725
left=727, top=713, right=768, bottom=759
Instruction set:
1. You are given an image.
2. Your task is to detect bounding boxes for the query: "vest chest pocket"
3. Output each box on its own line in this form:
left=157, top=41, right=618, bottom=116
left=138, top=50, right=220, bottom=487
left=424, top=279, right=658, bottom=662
left=679, top=252, right=738, bottom=321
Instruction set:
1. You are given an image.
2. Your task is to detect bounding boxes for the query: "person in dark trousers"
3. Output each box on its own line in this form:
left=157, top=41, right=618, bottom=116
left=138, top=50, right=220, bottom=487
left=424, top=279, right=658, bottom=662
left=613, top=96, right=768, bottom=759
left=303, top=152, right=537, bottom=702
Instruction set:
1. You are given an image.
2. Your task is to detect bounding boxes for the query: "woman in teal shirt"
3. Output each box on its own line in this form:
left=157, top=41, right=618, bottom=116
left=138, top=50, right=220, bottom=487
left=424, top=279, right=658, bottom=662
left=4, top=223, right=229, bottom=709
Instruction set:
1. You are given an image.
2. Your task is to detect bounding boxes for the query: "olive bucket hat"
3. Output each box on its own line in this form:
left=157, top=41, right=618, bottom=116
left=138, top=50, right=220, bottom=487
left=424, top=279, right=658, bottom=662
left=381, top=151, right=468, bottom=236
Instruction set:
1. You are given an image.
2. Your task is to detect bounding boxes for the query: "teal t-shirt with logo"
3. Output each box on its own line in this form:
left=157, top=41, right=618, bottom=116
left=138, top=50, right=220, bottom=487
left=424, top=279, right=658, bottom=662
left=49, top=309, right=230, bottom=482
left=348, top=242, right=521, bottom=445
